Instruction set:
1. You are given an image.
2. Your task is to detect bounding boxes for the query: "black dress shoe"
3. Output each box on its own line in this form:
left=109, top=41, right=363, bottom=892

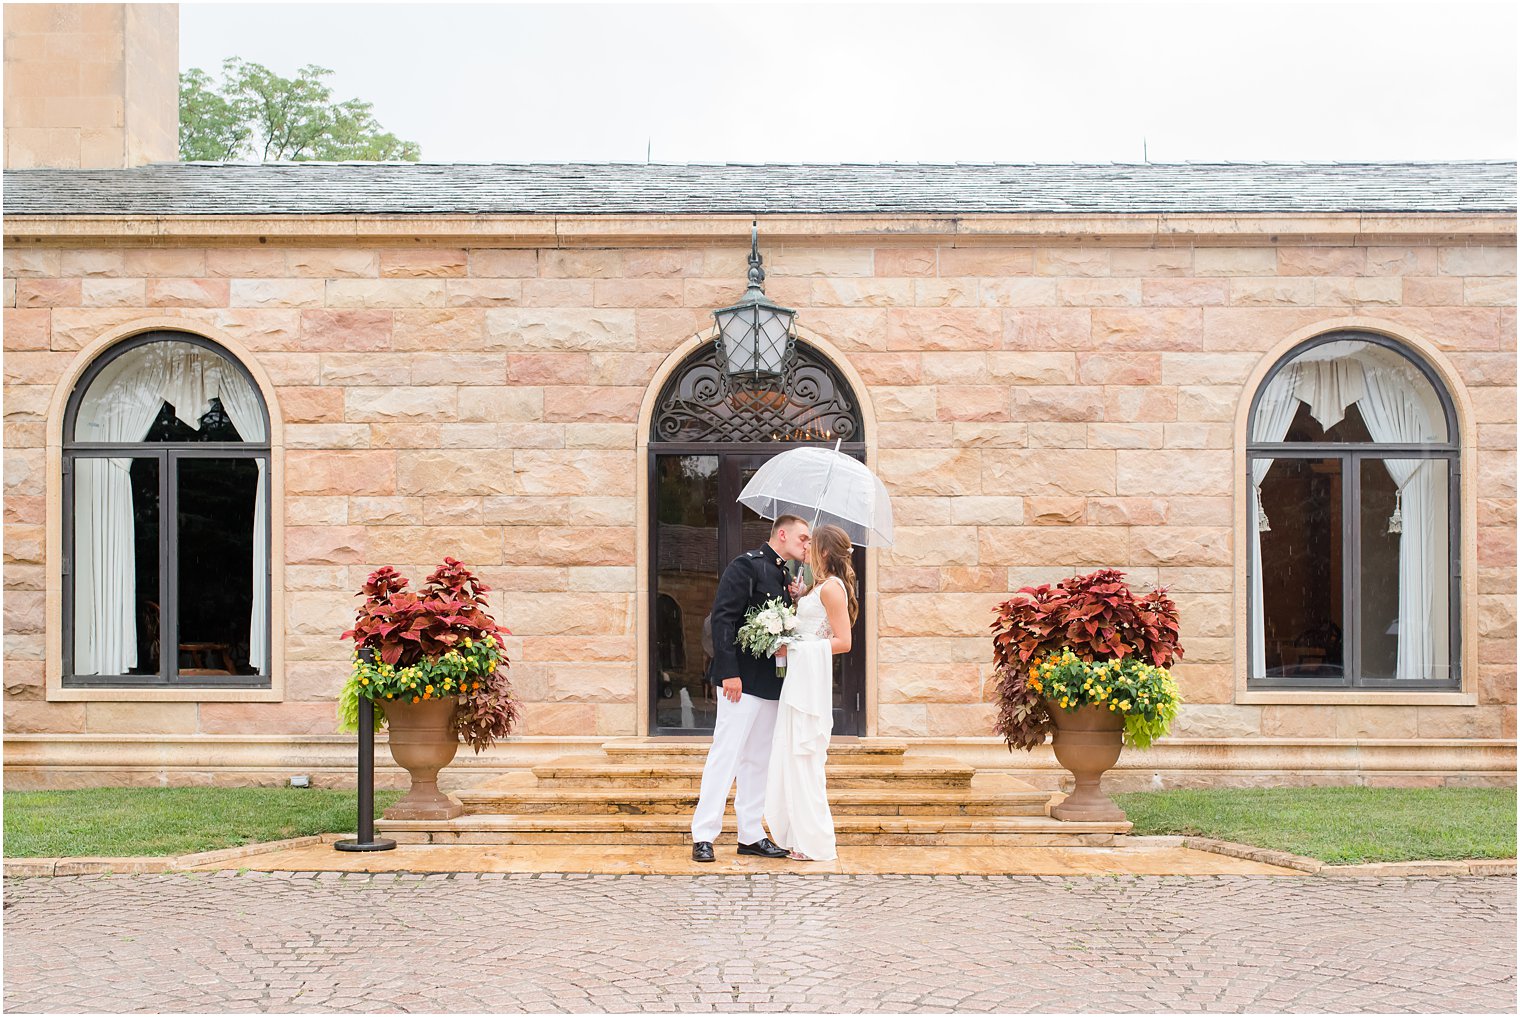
left=737, top=837, right=789, bottom=858
left=691, top=841, right=715, bottom=863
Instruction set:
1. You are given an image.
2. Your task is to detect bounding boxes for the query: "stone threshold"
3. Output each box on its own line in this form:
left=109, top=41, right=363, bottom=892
left=5, top=835, right=1514, bottom=879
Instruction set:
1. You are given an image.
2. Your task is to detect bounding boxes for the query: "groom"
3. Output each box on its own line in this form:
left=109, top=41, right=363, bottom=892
left=690, top=515, right=811, bottom=862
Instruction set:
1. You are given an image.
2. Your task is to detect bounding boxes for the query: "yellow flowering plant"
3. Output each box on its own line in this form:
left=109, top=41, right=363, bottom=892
left=338, top=634, right=503, bottom=726
left=1025, top=649, right=1182, bottom=749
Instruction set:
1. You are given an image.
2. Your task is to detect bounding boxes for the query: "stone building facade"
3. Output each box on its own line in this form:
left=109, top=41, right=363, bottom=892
left=3, top=6, right=1515, bottom=790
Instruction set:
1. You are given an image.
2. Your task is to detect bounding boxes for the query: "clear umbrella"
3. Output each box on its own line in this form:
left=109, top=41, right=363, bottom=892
left=738, top=442, right=895, bottom=547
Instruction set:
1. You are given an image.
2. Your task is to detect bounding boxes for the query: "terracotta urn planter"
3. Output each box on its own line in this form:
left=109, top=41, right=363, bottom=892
left=1045, top=700, right=1127, bottom=823
left=379, top=696, right=464, bottom=820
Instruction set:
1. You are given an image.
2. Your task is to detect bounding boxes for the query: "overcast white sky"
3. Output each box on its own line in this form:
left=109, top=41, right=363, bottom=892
left=180, top=2, right=1517, bottom=164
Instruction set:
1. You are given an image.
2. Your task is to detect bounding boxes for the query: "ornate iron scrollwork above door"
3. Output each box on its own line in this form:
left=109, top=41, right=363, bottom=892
left=651, top=340, right=863, bottom=444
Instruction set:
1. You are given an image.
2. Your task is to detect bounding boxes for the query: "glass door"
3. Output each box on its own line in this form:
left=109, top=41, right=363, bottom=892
left=650, top=449, right=867, bottom=736
left=651, top=453, right=721, bottom=734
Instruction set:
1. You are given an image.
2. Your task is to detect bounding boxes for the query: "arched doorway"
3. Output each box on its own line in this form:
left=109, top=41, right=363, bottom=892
left=648, top=339, right=867, bottom=735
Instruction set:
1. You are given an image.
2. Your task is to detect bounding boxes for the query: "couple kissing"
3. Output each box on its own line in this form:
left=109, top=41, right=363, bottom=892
left=690, top=514, right=858, bottom=864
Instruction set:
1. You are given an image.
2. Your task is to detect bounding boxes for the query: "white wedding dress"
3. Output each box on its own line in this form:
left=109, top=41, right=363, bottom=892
left=764, top=576, right=840, bottom=861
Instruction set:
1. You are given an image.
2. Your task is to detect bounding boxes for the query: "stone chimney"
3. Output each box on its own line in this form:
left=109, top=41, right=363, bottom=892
left=3, top=3, right=179, bottom=168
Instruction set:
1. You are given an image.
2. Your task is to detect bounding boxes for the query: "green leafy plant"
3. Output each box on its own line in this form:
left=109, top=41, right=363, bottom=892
left=338, top=558, right=518, bottom=752
left=990, top=569, right=1184, bottom=752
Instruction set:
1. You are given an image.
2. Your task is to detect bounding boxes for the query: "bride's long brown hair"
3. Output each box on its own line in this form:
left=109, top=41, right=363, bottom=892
left=810, top=524, right=858, bottom=626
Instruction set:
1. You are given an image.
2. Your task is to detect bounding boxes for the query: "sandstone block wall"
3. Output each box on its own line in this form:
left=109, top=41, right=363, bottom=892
left=2, top=3, right=179, bottom=169
left=3, top=235, right=1515, bottom=748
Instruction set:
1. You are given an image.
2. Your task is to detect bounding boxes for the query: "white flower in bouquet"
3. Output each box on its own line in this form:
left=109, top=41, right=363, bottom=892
left=737, top=597, right=798, bottom=659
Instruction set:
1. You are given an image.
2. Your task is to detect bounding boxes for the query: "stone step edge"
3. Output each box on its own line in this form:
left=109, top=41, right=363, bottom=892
left=533, top=760, right=976, bottom=778
left=455, top=788, right=1053, bottom=804
left=601, top=739, right=911, bottom=755
left=543, top=751, right=971, bottom=765
left=387, top=834, right=1126, bottom=848
left=376, top=815, right=1133, bottom=834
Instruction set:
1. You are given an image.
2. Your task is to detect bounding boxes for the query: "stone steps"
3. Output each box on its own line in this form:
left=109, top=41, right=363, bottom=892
left=531, top=755, right=977, bottom=790
left=377, top=812, right=1130, bottom=847
left=598, top=738, right=911, bottom=765
left=456, top=773, right=1050, bottom=817
left=380, top=738, right=1114, bottom=849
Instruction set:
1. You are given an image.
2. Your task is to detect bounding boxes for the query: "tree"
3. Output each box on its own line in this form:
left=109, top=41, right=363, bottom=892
left=179, top=58, right=421, bottom=162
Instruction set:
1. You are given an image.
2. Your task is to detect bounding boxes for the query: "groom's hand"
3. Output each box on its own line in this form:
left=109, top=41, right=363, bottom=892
left=787, top=577, right=805, bottom=600
left=721, top=678, right=743, bottom=703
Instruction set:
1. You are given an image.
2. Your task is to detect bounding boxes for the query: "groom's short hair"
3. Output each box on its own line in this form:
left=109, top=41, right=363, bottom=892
left=772, top=514, right=808, bottom=535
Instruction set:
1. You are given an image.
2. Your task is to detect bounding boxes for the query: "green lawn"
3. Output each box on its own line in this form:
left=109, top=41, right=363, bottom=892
left=3, top=787, right=402, bottom=858
left=1116, top=786, right=1517, bottom=864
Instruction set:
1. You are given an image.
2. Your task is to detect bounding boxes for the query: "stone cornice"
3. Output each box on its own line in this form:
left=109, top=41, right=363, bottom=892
left=3, top=212, right=1515, bottom=247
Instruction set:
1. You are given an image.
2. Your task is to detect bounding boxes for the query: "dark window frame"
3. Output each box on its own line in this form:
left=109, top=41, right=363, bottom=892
left=1245, top=330, right=1462, bottom=690
left=61, top=331, right=272, bottom=689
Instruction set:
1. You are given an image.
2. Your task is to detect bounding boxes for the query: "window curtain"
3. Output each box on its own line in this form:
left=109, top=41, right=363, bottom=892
left=1249, top=363, right=1303, bottom=680
left=1290, top=340, right=1368, bottom=432
left=1249, top=341, right=1447, bottom=681
left=73, top=350, right=173, bottom=675
left=72, top=342, right=268, bottom=676
left=1355, top=350, right=1447, bottom=680
left=206, top=362, right=269, bottom=674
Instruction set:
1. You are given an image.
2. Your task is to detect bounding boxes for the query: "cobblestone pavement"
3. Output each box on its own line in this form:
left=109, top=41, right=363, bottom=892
left=4, top=873, right=1515, bottom=1013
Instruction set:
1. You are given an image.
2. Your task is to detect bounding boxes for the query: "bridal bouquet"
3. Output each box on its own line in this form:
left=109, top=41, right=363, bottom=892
left=737, top=596, right=798, bottom=674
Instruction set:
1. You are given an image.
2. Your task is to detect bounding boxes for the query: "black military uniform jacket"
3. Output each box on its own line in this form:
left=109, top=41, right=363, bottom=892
left=706, top=543, right=795, bottom=701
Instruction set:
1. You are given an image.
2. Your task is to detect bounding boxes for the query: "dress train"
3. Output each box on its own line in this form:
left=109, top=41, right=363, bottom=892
left=764, top=581, right=839, bottom=861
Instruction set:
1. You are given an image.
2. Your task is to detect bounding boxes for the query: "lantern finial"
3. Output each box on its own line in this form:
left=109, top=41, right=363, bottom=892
left=746, top=221, right=766, bottom=290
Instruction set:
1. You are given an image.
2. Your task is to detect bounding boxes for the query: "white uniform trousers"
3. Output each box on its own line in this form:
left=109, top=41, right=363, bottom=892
left=690, top=691, right=780, bottom=844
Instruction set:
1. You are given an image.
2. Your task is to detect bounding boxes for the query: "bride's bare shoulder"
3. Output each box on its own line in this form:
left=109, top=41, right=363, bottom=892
left=817, top=575, right=847, bottom=602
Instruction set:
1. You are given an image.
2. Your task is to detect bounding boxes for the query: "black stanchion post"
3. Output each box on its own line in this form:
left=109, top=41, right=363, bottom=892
left=335, top=698, right=396, bottom=852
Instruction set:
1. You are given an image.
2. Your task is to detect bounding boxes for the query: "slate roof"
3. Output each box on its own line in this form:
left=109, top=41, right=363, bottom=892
left=3, top=161, right=1514, bottom=216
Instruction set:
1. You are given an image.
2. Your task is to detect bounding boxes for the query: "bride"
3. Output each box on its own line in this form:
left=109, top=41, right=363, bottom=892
left=764, top=523, right=857, bottom=862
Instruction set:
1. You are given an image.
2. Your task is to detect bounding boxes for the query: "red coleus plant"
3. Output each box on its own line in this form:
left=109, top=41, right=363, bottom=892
left=343, top=559, right=507, bottom=667
left=990, top=569, right=1183, bottom=751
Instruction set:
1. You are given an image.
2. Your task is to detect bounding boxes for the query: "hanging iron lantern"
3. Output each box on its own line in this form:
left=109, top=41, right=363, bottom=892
left=711, top=222, right=798, bottom=391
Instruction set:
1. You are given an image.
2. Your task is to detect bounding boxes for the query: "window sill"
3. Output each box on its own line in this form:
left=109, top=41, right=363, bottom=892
left=1238, top=690, right=1477, bottom=707
left=48, top=685, right=281, bottom=703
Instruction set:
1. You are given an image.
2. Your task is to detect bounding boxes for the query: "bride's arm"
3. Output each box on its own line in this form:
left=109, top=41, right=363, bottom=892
left=818, top=580, right=852, bottom=655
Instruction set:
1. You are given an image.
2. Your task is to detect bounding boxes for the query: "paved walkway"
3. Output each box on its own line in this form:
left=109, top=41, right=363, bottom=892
left=187, top=840, right=1300, bottom=876
left=4, top=872, right=1514, bottom=1013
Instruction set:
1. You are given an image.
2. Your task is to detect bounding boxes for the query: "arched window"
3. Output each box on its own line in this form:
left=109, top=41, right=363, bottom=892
left=1247, top=332, right=1460, bottom=689
left=63, top=332, right=271, bottom=687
